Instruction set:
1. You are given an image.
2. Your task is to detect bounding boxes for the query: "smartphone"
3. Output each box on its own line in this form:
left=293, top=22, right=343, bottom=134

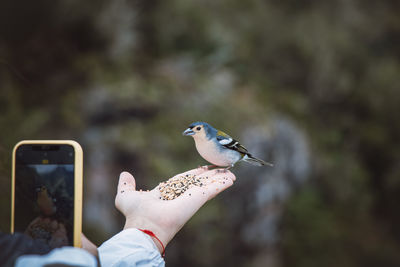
left=11, top=140, right=83, bottom=248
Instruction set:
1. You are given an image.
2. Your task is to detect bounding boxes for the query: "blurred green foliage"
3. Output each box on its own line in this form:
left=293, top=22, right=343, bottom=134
left=1, top=0, right=400, bottom=266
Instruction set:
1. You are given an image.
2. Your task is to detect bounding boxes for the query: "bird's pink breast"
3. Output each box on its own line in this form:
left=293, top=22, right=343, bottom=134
left=194, top=138, right=239, bottom=167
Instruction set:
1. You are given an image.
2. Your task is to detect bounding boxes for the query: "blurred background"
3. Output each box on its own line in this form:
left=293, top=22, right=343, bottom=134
left=0, top=0, right=399, bottom=266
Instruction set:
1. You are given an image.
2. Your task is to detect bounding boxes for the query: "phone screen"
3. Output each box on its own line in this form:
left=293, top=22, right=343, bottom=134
left=14, top=144, right=75, bottom=248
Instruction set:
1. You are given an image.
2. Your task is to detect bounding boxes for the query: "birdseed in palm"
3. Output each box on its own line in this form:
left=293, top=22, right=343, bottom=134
left=158, top=174, right=206, bottom=200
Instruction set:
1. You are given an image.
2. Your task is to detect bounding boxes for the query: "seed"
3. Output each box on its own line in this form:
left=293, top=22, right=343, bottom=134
left=158, top=173, right=207, bottom=200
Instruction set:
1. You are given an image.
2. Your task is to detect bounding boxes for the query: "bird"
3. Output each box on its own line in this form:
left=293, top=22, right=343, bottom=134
left=182, top=121, right=273, bottom=170
left=36, top=186, right=57, bottom=216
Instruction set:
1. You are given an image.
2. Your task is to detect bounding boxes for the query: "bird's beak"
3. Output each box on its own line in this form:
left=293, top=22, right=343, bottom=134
left=182, top=128, right=195, bottom=136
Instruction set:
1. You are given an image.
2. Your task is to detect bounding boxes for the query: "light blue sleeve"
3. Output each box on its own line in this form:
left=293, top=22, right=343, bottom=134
left=98, top=228, right=165, bottom=267
left=15, top=247, right=97, bottom=267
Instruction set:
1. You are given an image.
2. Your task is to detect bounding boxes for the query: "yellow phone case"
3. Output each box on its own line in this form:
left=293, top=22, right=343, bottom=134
left=11, top=140, right=83, bottom=248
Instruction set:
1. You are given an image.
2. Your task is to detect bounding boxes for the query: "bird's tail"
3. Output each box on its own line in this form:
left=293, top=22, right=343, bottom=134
left=243, top=154, right=273, bottom=167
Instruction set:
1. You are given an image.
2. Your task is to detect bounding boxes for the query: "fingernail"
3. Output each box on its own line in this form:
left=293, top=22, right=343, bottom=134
left=120, top=171, right=130, bottom=179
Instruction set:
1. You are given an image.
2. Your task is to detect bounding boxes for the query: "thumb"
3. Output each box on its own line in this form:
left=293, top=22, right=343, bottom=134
left=115, top=171, right=137, bottom=214
left=118, top=171, right=136, bottom=191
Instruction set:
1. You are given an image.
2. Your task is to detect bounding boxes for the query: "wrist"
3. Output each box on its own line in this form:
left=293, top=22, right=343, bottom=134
left=138, top=229, right=165, bottom=257
left=123, top=218, right=166, bottom=255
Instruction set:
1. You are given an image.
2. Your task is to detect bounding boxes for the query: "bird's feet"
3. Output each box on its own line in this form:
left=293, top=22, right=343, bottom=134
left=198, top=165, right=233, bottom=173
left=198, top=165, right=218, bottom=170
left=216, top=166, right=233, bottom=173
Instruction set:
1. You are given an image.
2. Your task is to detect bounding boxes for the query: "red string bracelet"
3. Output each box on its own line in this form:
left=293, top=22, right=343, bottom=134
left=138, top=229, right=165, bottom=257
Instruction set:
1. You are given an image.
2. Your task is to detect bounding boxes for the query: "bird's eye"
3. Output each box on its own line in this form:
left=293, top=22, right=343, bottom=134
left=196, top=126, right=201, bottom=131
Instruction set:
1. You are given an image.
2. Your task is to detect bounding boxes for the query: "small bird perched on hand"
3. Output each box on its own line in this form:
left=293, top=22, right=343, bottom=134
left=183, top=121, right=273, bottom=169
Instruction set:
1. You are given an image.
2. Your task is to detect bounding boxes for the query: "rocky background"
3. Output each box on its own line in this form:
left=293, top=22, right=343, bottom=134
left=1, top=0, right=399, bottom=266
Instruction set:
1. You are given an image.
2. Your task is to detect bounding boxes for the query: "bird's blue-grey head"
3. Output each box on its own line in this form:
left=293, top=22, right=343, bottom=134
left=182, top=121, right=217, bottom=140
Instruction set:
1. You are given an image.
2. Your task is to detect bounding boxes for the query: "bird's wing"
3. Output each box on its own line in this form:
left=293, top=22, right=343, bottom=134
left=216, top=130, right=248, bottom=154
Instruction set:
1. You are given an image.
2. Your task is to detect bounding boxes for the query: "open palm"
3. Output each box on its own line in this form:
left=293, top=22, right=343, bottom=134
left=115, top=167, right=236, bottom=252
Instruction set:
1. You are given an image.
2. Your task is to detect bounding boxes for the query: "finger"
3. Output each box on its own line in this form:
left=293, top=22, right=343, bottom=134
left=81, top=233, right=98, bottom=257
left=174, top=166, right=210, bottom=178
left=192, top=169, right=235, bottom=200
left=118, top=171, right=136, bottom=192
left=199, top=169, right=236, bottom=184
left=202, top=173, right=234, bottom=200
left=170, top=169, right=235, bottom=210
left=115, top=172, right=139, bottom=214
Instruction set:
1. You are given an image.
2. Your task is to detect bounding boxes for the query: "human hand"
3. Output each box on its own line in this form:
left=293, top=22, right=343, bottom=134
left=81, top=233, right=98, bottom=257
left=115, top=167, right=236, bottom=254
